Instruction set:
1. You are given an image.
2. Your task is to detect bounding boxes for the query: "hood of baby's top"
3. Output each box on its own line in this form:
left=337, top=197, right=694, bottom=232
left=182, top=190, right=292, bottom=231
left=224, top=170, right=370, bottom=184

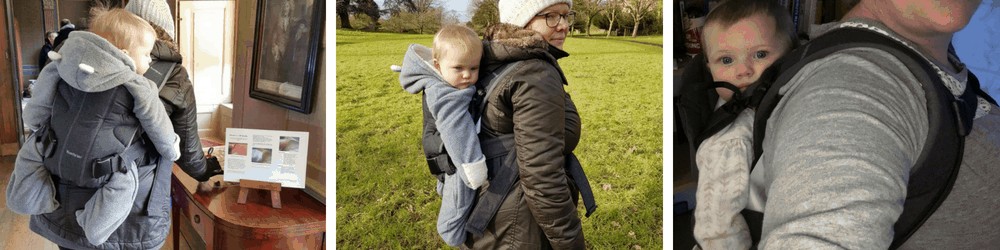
left=54, top=31, right=146, bottom=93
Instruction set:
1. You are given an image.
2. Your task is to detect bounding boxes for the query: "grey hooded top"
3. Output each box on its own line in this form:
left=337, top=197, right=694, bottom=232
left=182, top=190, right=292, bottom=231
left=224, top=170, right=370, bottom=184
left=399, top=44, right=486, bottom=188
left=23, top=31, right=180, bottom=161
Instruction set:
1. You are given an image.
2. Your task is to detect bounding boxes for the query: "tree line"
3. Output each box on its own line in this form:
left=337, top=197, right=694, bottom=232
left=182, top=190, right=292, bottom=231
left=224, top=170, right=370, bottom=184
left=336, top=0, right=662, bottom=37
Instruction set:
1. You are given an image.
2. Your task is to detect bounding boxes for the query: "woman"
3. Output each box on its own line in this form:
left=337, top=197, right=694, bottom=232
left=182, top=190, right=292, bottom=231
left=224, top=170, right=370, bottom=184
left=27, top=2, right=222, bottom=249
left=747, top=0, right=1000, bottom=248
left=127, top=4, right=223, bottom=184
left=465, top=0, right=585, bottom=248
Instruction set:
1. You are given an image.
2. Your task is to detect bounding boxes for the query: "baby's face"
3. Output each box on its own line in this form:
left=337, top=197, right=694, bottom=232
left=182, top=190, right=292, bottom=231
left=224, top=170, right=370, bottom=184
left=126, top=31, right=157, bottom=75
left=434, top=46, right=481, bottom=89
left=703, top=13, right=787, bottom=101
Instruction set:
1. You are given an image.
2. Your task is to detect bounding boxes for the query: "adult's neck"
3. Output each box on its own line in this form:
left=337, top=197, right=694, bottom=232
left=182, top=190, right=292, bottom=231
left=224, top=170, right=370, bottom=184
left=844, top=3, right=956, bottom=72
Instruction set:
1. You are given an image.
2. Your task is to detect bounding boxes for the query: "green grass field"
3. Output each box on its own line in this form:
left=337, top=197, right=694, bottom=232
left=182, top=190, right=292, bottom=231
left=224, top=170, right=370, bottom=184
left=573, top=34, right=664, bottom=46
left=336, top=29, right=663, bottom=249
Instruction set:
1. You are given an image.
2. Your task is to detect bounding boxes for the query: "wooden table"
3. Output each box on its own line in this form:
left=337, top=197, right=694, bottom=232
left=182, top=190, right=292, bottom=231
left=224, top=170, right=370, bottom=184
left=170, top=151, right=326, bottom=249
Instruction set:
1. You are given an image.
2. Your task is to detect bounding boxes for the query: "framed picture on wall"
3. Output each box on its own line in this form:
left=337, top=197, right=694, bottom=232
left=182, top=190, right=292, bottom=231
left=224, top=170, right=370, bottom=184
left=249, top=0, right=324, bottom=114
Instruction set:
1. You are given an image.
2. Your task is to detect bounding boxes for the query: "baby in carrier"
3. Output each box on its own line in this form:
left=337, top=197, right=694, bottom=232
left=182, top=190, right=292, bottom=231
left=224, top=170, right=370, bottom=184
left=398, top=24, right=489, bottom=246
left=689, top=0, right=796, bottom=249
left=6, top=7, right=180, bottom=246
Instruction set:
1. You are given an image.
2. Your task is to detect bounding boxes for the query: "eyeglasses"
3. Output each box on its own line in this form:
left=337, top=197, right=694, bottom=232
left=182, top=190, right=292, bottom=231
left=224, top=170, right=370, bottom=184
left=535, top=11, right=575, bottom=28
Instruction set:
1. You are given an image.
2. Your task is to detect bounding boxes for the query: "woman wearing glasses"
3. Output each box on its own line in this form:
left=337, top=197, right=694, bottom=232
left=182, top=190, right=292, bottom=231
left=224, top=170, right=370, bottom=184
left=464, top=0, right=585, bottom=248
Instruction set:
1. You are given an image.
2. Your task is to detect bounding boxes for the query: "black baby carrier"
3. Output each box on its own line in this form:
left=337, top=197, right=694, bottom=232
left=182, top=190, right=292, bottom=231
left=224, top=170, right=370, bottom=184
left=676, top=27, right=998, bottom=249
left=418, top=60, right=598, bottom=237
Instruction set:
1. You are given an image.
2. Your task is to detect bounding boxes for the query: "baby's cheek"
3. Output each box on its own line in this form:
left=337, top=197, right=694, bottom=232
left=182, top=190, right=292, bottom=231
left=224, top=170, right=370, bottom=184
left=708, top=67, right=728, bottom=82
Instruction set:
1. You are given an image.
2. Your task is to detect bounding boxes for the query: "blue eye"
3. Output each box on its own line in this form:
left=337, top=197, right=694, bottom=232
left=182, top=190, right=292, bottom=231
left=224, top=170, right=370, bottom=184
left=721, top=57, right=734, bottom=65
left=754, top=51, right=769, bottom=59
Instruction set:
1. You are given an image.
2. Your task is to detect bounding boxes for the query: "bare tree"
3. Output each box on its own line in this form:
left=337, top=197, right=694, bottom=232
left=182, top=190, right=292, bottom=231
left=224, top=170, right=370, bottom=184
left=573, top=0, right=602, bottom=36
left=603, top=0, right=622, bottom=37
left=382, top=0, right=445, bottom=34
left=383, top=0, right=415, bottom=16
left=337, top=0, right=353, bottom=29
left=623, top=0, right=657, bottom=37
left=355, top=0, right=381, bottom=30
left=442, top=10, right=463, bottom=25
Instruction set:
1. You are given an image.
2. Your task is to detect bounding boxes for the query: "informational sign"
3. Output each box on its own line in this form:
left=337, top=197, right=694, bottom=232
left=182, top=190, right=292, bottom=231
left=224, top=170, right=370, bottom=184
left=223, top=128, right=309, bottom=188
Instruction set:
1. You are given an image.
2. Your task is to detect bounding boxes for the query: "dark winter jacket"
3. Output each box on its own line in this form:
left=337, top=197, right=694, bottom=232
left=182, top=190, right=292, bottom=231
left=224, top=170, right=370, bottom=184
left=53, top=23, right=75, bottom=48
left=39, top=42, right=54, bottom=68
left=150, top=36, right=214, bottom=181
left=463, top=23, right=584, bottom=249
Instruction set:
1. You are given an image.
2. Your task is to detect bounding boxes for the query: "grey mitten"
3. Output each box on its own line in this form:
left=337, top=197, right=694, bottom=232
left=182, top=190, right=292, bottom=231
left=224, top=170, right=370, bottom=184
left=75, top=162, right=139, bottom=245
left=5, top=127, right=59, bottom=215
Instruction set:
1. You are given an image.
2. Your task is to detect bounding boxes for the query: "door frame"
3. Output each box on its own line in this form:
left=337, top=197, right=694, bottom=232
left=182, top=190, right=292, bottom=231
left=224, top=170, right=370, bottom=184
left=3, top=0, right=24, bottom=151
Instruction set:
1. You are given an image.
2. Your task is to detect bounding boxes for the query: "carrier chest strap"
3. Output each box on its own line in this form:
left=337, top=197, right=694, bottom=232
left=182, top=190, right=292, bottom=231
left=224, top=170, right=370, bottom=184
left=91, top=129, right=148, bottom=178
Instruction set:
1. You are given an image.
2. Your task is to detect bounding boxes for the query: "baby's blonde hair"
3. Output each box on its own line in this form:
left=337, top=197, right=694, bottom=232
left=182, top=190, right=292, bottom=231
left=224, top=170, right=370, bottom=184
left=89, top=7, right=155, bottom=51
left=432, top=24, right=482, bottom=60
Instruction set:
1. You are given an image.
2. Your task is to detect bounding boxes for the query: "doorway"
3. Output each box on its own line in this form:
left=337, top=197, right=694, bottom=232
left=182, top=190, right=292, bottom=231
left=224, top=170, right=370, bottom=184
left=1, top=0, right=22, bottom=156
left=178, top=0, right=236, bottom=140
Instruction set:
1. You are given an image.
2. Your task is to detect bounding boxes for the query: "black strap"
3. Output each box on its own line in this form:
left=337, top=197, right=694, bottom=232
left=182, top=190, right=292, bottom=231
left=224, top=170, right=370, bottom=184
left=465, top=134, right=518, bottom=237
left=742, top=209, right=763, bottom=250
left=91, top=129, right=147, bottom=178
left=472, top=61, right=523, bottom=121
left=143, top=60, right=177, bottom=90
left=566, top=153, right=597, bottom=217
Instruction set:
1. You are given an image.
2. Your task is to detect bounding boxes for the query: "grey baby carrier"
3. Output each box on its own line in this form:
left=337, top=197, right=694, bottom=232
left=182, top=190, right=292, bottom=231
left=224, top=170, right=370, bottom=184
left=40, top=60, right=176, bottom=189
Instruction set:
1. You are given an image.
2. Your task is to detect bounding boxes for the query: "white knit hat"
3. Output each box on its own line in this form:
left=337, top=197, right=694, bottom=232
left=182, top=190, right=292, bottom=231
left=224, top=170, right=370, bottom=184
left=499, top=0, right=573, bottom=28
left=125, top=0, right=175, bottom=40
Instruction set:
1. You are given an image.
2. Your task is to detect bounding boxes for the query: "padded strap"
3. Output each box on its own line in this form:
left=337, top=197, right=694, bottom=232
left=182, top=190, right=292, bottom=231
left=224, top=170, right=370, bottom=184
left=465, top=134, right=517, bottom=237
left=472, top=61, right=523, bottom=121
left=142, top=60, right=177, bottom=90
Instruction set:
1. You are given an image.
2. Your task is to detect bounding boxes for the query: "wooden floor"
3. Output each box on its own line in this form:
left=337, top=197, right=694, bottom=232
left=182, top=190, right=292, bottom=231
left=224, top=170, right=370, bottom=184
left=0, top=156, right=175, bottom=249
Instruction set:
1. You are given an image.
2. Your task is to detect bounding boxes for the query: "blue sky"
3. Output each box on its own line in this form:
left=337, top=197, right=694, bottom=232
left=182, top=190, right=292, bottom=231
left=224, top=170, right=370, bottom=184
left=373, top=0, right=473, bottom=22
left=954, top=0, right=1000, bottom=98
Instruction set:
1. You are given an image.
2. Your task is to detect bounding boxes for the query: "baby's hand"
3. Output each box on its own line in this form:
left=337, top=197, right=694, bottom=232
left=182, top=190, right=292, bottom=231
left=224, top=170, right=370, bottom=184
left=168, top=134, right=181, bottom=161
left=463, top=159, right=488, bottom=189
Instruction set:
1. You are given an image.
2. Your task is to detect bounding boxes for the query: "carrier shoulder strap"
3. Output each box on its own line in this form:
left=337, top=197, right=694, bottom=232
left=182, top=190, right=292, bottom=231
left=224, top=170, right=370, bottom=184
left=472, top=61, right=523, bottom=120
left=143, top=60, right=177, bottom=90
left=742, top=27, right=990, bottom=249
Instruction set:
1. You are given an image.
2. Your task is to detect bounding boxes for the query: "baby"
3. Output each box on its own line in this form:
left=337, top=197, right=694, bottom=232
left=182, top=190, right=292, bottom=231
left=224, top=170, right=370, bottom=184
left=398, top=24, right=489, bottom=246
left=693, top=0, right=796, bottom=249
left=6, top=7, right=180, bottom=246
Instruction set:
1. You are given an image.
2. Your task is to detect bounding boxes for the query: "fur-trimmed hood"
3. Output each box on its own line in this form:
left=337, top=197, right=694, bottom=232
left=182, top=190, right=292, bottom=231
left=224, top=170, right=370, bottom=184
left=149, top=23, right=182, bottom=63
left=481, top=23, right=568, bottom=66
left=481, top=23, right=570, bottom=85
left=151, top=40, right=182, bottom=63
